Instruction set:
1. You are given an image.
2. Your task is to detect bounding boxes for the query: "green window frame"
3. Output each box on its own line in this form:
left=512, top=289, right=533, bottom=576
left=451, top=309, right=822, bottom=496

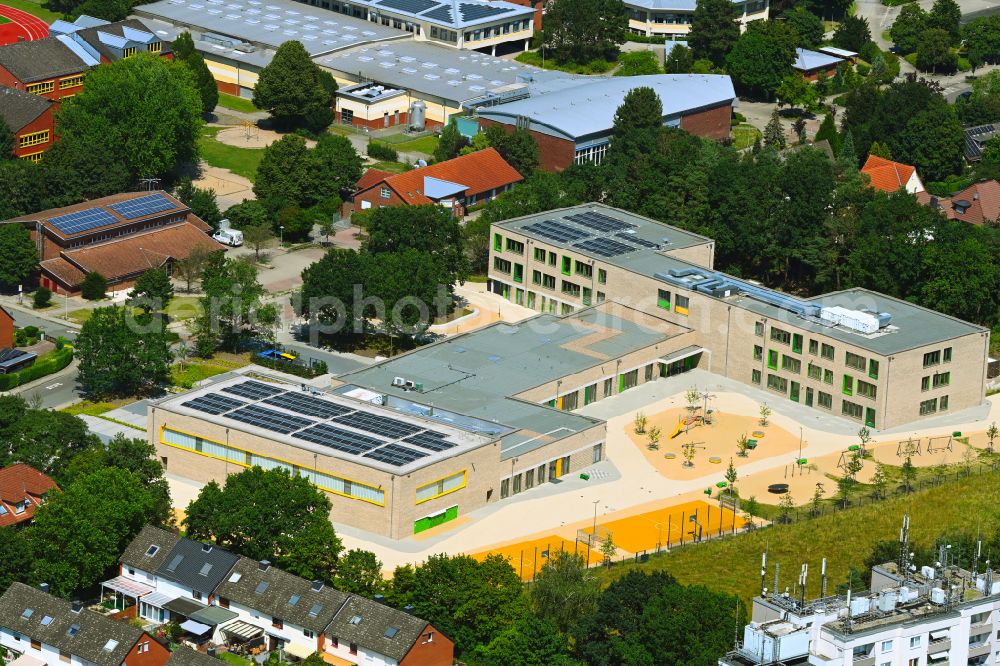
left=808, top=339, right=818, bottom=355
left=493, top=257, right=511, bottom=273
left=533, top=247, right=546, bottom=262
left=751, top=369, right=761, bottom=384
left=505, top=238, right=524, bottom=254
left=868, top=359, right=879, bottom=379
left=821, top=343, right=834, bottom=360
left=770, top=327, right=791, bottom=345
left=823, top=369, right=834, bottom=384
left=574, top=260, right=592, bottom=278
left=921, top=376, right=930, bottom=391
left=767, top=349, right=779, bottom=370
left=527, top=291, right=536, bottom=309
left=792, top=334, right=803, bottom=354
left=755, top=322, right=764, bottom=337
left=561, top=256, right=571, bottom=276
left=598, top=268, right=607, bottom=284
left=657, top=289, right=671, bottom=310
left=943, top=347, right=952, bottom=363
left=864, top=407, right=876, bottom=428
left=548, top=253, right=557, bottom=267
left=817, top=391, right=832, bottom=409
left=842, top=375, right=854, bottom=396
left=584, top=384, right=597, bottom=405
left=923, top=350, right=940, bottom=367
left=790, top=381, right=800, bottom=402
left=542, top=274, right=556, bottom=289
left=582, top=287, right=592, bottom=306
left=532, top=270, right=542, bottom=285
left=807, top=363, right=822, bottom=380
left=493, top=233, right=503, bottom=252
left=932, top=371, right=950, bottom=388
left=513, top=263, right=523, bottom=283
left=845, top=351, right=866, bottom=371
left=857, top=379, right=877, bottom=400
left=781, top=355, right=801, bottom=374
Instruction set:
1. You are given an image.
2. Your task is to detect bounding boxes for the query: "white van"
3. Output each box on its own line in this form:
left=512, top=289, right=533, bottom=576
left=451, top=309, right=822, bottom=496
left=213, top=228, right=244, bottom=247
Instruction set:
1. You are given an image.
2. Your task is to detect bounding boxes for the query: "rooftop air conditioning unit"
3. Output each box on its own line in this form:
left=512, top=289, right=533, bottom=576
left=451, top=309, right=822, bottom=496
left=392, top=377, right=406, bottom=387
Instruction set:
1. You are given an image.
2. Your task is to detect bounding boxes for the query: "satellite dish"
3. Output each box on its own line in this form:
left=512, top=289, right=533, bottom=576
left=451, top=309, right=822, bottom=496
left=417, top=159, right=427, bottom=167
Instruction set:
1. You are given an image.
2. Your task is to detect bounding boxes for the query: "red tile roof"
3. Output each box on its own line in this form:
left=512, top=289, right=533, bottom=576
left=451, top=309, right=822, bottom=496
left=355, top=168, right=394, bottom=193
left=861, top=155, right=919, bottom=193
left=0, top=464, right=58, bottom=527
left=917, top=180, right=1000, bottom=226
left=356, top=148, right=523, bottom=205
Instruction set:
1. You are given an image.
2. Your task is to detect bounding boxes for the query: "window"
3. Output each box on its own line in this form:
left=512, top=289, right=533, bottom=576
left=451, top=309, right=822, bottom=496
left=603, top=377, right=614, bottom=397
left=767, top=349, right=778, bottom=370
left=219, top=597, right=230, bottom=608
left=513, top=263, right=523, bottom=283
left=940, top=395, right=949, bottom=411
left=644, top=364, right=654, bottom=381
left=512, top=474, right=522, bottom=494
left=123, top=46, right=137, bottom=57
left=919, top=398, right=938, bottom=415
left=842, top=400, right=863, bottom=420
left=506, top=238, right=524, bottom=254
left=818, top=391, right=832, bottom=409
left=790, top=381, right=800, bottom=402
left=524, top=468, right=534, bottom=489
left=781, top=356, right=801, bottom=374
left=675, top=294, right=689, bottom=316
left=869, top=359, right=879, bottom=379
left=527, top=292, right=535, bottom=308
left=807, top=363, right=822, bottom=380
left=910, top=636, right=921, bottom=648
left=416, top=471, right=466, bottom=503
left=21, top=152, right=43, bottom=164
left=192, top=591, right=202, bottom=601
left=596, top=291, right=606, bottom=303
left=792, top=333, right=803, bottom=353
left=767, top=374, right=787, bottom=394
left=753, top=345, right=763, bottom=361
left=31, top=639, right=41, bottom=650
left=921, top=376, right=931, bottom=391
left=59, top=75, right=84, bottom=89
left=561, top=280, right=580, bottom=297
left=592, top=443, right=603, bottom=463
left=821, top=343, right=835, bottom=360
left=493, top=257, right=511, bottom=273
left=584, top=384, right=597, bottom=405
left=25, top=80, right=54, bottom=94
left=542, top=274, right=556, bottom=289
left=808, top=339, right=818, bottom=355
left=561, top=256, right=571, bottom=275
left=620, top=369, right=639, bottom=392
left=842, top=375, right=854, bottom=396
left=493, top=233, right=502, bottom=252
left=499, top=478, right=509, bottom=498
left=845, top=351, right=866, bottom=371
left=582, top=287, right=592, bottom=305
left=755, top=322, right=764, bottom=337
left=272, top=617, right=283, bottom=629
left=18, top=130, right=49, bottom=147
left=574, top=260, right=592, bottom=277
left=923, top=350, right=941, bottom=367
left=533, top=247, right=545, bottom=262
left=303, top=629, right=314, bottom=639
left=857, top=380, right=877, bottom=399
left=598, top=268, right=607, bottom=284
left=349, top=644, right=357, bottom=656
left=881, top=639, right=893, bottom=652
left=548, top=252, right=556, bottom=266
left=933, top=372, right=950, bottom=388
left=657, top=289, right=671, bottom=310
left=944, top=347, right=952, bottom=362
left=532, top=270, right=541, bottom=285
left=751, top=369, right=761, bottom=384
left=770, top=327, right=791, bottom=345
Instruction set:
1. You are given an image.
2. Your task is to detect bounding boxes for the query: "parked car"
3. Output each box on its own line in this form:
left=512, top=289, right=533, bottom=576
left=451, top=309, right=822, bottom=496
left=213, top=228, right=244, bottom=246
left=257, top=349, right=297, bottom=361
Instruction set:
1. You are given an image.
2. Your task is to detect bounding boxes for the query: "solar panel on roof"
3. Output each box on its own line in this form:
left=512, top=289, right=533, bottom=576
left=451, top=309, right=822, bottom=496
left=294, top=423, right=384, bottom=455
left=263, top=392, right=354, bottom=419
left=566, top=212, right=635, bottom=233
left=574, top=237, right=636, bottom=258
left=363, top=443, right=428, bottom=467
left=228, top=405, right=314, bottom=435
left=458, top=2, right=513, bottom=20
left=378, top=0, right=439, bottom=13
left=222, top=380, right=286, bottom=400
left=421, top=4, right=452, bottom=21
left=523, top=220, right=592, bottom=244
left=403, top=432, right=456, bottom=452
left=48, top=207, right=117, bottom=235
left=333, top=411, right=424, bottom=440
left=182, top=394, right=247, bottom=415
left=616, top=232, right=659, bottom=248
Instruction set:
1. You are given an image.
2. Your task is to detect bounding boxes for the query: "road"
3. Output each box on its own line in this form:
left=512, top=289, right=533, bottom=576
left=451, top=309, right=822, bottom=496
left=5, top=306, right=81, bottom=409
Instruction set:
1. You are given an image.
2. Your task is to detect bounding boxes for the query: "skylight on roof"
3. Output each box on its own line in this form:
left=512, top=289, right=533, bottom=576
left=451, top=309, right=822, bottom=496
left=21, top=608, right=33, bottom=620
left=166, top=554, right=184, bottom=571
left=255, top=581, right=269, bottom=594
left=103, top=640, right=119, bottom=653
left=199, top=563, right=213, bottom=576
left=66, top=624, right=80, bottom=637
left=40, top=615, right=53, bottom=626
left=308, top=603, right=323, bottom=617
left=349, top=615, right=361, bottom=625
left=145, top=545, right=159, bottom=557
left=384, top=627, right=398, bottom=638
left=288, top=594, right=300, bottom=606
left=229, top=572, right=242, bottom=583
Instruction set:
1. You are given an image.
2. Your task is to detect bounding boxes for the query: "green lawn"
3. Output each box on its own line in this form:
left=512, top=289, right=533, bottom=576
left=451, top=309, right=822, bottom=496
left=66, top=308, right=94, bottom=325
left=0, top=0, right=63, bottom=22
left=380, top=133, right=439, bottom=155
left=732, top=124, right=762, bottom=150
left=198, top=126, right=264, bottom=182
left=61, top=399, right=129, bottom=417
left=165, top=296, right=202, bottom=321
left=217, top=653, right=251, bottom=666
left=515, top=50, right=615, bottom=74
left=599, top=467, right=1000, bottom=605
left=170, top=360, right=232, bottom=389
left=217, top=93, right=260, bottom=114
left=370, top=160, right=411, bottom=173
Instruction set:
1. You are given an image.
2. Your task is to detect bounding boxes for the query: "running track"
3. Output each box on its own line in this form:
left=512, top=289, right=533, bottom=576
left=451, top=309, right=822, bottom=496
left=0, top=4, right=49, bottom=46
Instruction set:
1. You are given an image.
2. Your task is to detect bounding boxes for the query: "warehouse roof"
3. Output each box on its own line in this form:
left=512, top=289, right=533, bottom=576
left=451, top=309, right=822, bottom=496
left=476, top=74, right=736, bottom=141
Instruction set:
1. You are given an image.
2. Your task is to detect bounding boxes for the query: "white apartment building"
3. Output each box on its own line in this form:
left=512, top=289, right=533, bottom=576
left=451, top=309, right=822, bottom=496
left=626, top=0, right=769, bottom=39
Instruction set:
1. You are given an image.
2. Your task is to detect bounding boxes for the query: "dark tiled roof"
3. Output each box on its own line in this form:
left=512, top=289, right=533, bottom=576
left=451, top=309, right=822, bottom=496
left=0, top=38, right=88, bottom=83
left=0, top=583, right=144, bottom=666
left=0, top=87, right=52, bottom=133
left=167, top=646, right=220, bottom=666
left=74, top=19, right=173, bottom=62
left=155, top=538, right=240, bottom=595
left=326, top=597, right=428, bottom=662
left=214, top=558, right=348, bottom=633
left=121, top=525, right=182, bottom=573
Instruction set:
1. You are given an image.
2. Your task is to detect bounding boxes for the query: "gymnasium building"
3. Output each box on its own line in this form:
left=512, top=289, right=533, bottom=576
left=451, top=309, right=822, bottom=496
left=487, top=203, right=990, bottom=430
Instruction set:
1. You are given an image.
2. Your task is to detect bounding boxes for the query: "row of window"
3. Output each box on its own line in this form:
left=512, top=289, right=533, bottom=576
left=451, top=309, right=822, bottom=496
left=919, top=395, right=950, bottom=415
left=765, top=325, right=880, bottom=379
left=20, top=152, right=43, bottom=164
left=923, top=347, right=953, bottom=367
left=656, top=289, right=690, bottom=316
left=429, top=26, right=458, bottom=42
left=18, top=130, right=49, bottom=148
left=921, top=372, right=950, bottom=391
left=754, top=371, right=876, bottom=425
left=463, top=19, right=530, bottom=41
left=122, top=42, right=161, bottom=58
left=574, top=144, right=609, bottom=165
left=496, top=234, right=611, bottom=285
left=500, top=454, right=581, bottom=499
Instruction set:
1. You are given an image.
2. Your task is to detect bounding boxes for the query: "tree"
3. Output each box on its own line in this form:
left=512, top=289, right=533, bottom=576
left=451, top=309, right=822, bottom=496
left=810, top=482, right=825, bottom=516
left=600, top=532, right=617, bottom=564
left=832, top=15, right=871, bottom=53
left=814, top=113, right=841, bottom=155
left=224, top=199, right=271, bottom=229
left=172, top=31, right=218, bottom=114
left=0, top=161, right=43, bottom=220
left=664, top=44, right=694, bottom=73
left=0, top=396, right=101, bottom=482
left=988, top=422, right=998, bottom=453
left=76, top=306, right=172, bottom=397
left=185, top=466, right=343, bottom=581
left=759, top=403, right=771, bottom=426
left=253, top=41, right=334, bottom=131
left=646, top=425, right=661, bottom=450
left=175, top=178, right=222, bottom=229
left=736, top=433, right=750, bottom=457
left=541, top=0, right=627, bottom=64
left=470, top=617, right=575, bottom=666
left=53, top=54, right=201, bottom=191
left=726, top=20, right=797, bottom=98
left=776, top=74, right=817, bottom=112
left=614, top=50, right=661, bottom=76
left=0, top=120, right=13, bottom=160
left=32, top=287, right=51, bottom=309
left=763, top=109, right=786, bottom=149
left=335, top=549, right=383, bottom=596
left=868, top=141, right=893, bottom=159
left=894, top=99, right=963, bottom=181
left=962, top=17, right=1000, bottom=77
left=0, top=223, right=37, bottom=288
left=784, top=6, right=824, bottom=48
left=633, top=411, right=647, bottom=434
left=364, top=205, right=469, bottom=287
left=195, top=254, right=272, bottom=352
left=434, top=120, right=467, bottom=162
left=778, top=491, right=795, bottom=522
left=80, top=271, right=107, bottom=300
left=491, top=128, right=539, bottom=177
left=243, top=224, right=275, bottom=260
left=957, top=70, right=1000, bottom=125
left=27, top=467, right=160, bottom=597
left=0, top=528, right=31, bottom=593
left=870, top=462, right=887, bottom=499
left=890, top=3, right=928, bottom=54
left=127, top=268, right=174, bottom=314
left=901, top=456, right=916, bottom=492
left=838, top=130, right=857, bottom=169
left=311, top=134, right=363, bottom=199
left=254, top=135, right=314, bottom=208
left=916, top=28, right=958, bottom=74
left=928, top=0, right=961, bottom=44
left=530, top=551, right=599, bottom=633
left=689, top=0, right=740, bottom=68
left=173, top=244, right=213, bottom=293
left=725, top=458, right=738, bottom=494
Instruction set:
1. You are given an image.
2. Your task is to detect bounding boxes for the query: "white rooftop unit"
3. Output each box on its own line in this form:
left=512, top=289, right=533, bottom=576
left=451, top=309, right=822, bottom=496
left=739, top=623, right=809, bottom=664
left=820, top=306, right=881, bottom=334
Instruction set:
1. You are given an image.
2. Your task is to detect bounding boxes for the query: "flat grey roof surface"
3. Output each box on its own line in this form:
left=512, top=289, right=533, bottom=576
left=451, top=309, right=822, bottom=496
left=317, top=40, right=573, bottom=103
left=134, top=0, right=406, bottom=55
left=477, top=74, right=736, bottom=141
left=352, top=0, right=532, bottom=29
left=339, top=304, right=683, bottom=458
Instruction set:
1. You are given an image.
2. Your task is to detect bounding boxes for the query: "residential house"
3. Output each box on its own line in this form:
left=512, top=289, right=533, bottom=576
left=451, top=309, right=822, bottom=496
left=164, top=646, right=220, bottom=666
left=0, top=36, right=96, bottom=102
left=0, top=87, right=55, bottom=163
left=791, top=48, right=843, bottom=81
left=0, top=464, right=58, bottom=527
left=2, top=191, right=222, bottom=295
left=350, top=148, right=523, bottom=216
left=918, top=180, right=1000, bottom=226
left=861, top=154, right=925, bottom=194
left=324, top=596, right=454, bottom=666
left=0, top=582, right=170, bottom=666
left=964, top=123, right=997, bottom=162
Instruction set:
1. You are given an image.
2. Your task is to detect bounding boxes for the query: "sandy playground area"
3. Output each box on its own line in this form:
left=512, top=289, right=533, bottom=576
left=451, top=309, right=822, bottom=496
left=214, top=125, right=317, bottom=150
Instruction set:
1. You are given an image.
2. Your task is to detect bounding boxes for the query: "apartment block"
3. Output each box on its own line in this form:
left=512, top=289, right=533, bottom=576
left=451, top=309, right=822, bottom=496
left=488, top=203, right=989, bottom=430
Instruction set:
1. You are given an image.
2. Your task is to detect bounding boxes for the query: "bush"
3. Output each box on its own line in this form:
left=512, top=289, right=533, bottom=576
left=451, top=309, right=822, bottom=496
left=81, top=272, right=107, bottom=300
left=23, top=326, right=38, bottom=339
left=366, top=142, right=398, bottom=161
left=926, top=175, right=974, bottom=196
left=0, top=347, right=74, bottom=390
left=857, top=62, right=871, bottom=77
left=33, top=287, right=52, bottom=309
left=623, top=31, right=668, bottom=44
left=732, top=112, right=747, bottom=124
left=958, top=56, right=972, bottom=72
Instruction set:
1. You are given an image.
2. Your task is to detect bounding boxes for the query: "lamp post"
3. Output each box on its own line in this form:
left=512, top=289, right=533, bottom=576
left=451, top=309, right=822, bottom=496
left=279, top=225, right=285, bottom=245
left=592, top=499, right=600, bottom=539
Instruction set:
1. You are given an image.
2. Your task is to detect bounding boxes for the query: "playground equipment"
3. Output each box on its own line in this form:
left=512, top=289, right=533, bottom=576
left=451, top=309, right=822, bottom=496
left=927, top=434, right=953, bottom=454
left=897, top=437, right=922, bottom=457
left=242, top=120, right=259, bottom=142
left=670, top=409, right=706, bottom=439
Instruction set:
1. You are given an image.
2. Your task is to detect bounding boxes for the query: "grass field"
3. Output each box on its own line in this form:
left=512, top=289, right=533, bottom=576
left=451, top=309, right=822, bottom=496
left=0, top=0, right=63, bottom=22
left=370, top=160, right=411, bottom=173
left=732, top=124, right=762, bottom=150
left=169, top=360, right=232, bottom=389
left=0, top=15, right=10, bottom=23
left=61, top=399, right=130, bottom=417
left=198, top=126, right=264, bottom=182
left=380, top=133, right=439, bottom=155
left=599, top=469, right=1000, bottom=604
left=165, top=296, right=202, bottom=321
left=217, top=93, right=260, bottom=114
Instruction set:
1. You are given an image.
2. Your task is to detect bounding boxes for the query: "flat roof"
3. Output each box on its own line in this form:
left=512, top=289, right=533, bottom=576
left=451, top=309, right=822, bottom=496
left=353, top=0, right=532, bottom=29
left=476, top=74, right=736, bottom=141
left=318, top=40, right=572, bottom=104
left=338, top=303, right=685, bottom=458
left=155, top=376, right=494, bottom=474
left=133, top=0, right=407, bottom=56
left=503, top=204, right=987, bottom=355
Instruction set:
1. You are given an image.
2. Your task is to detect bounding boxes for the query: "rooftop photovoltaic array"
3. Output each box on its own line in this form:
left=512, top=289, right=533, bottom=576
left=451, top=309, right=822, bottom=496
left=573, top=237, right=637, bottom=258
left=222, top=380, right=286, bottom=400
left=333, top=411, right=422, bottom=440
left=458, top=3, right=512, bottom=20
left=523, top=220, right=590, bottom=244
left=48, top=207, right=118, bottom=235
left=108, top=193, right=176, bottom=220
left=403, top=431, right=456, bottom=452
left=227, top=405, right=315, bottom=434
left=294, top=423, right=385, bottom=455
left=566, top=211, right=635, bottom=233
left=616, top=232, right=659, bottom=248
left=377, top=0, right=438, bottom=12
left=182, top=394, right=248, bottom=415
left=364, top=442, right=429, bottom=466
left=263, top=392, right=353, bottom=419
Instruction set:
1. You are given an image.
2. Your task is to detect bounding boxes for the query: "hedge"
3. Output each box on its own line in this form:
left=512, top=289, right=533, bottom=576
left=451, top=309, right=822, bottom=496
left=0, top=347, right=74, bottom=391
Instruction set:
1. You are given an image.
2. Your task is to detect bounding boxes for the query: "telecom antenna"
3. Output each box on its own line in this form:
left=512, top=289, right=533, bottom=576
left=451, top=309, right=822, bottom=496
left=821, top=558, right=828, bottom=597
left=774, top=562, right=780, bottom=599
left=760, top=550, right=768, bottom=597
left=898, top=514, right=910, bottom=575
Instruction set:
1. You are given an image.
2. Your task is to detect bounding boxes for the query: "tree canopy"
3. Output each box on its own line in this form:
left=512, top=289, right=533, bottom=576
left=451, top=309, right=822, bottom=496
left=890, top=3, right=928, bottom=54
left=75, top=306, right=173, bottom=397
left=689, top=0, right=739, bottom=68
left=832, top=15, right=872, bottom=53
left=541, top=0, right=627, bottom=64
left=193, top=254, right=275, bottom=355
left=783, top=6, right=824, bottom=48
left=0, top=223, right=37, bottom=288
left=172, top=31, right=219, bottom=114
left=127, top=268, right=174, bottom=313
left=725, top=20, right=798, bottom=98
left=253, top=40, right=335, bottom=131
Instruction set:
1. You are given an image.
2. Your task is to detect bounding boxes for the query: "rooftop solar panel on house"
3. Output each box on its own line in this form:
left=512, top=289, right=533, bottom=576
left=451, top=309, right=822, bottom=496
left=573, top=237, right=636, bottom=257
left=263, top=392, right=354, bottom=419
left=222, top=380, right=286, bottom=400
left=523, top=221, right=592, bottom=244
left=293, top=423, right=384, bottom=455
left=403, top=432, right=456, bottom=452
left=48, top=207, right=118, bottom=235
left=363, top=443, right=428, bottom=467
left=566, top=212, right=635, bottom=233
left=182, top=394, right=247, bottom=415
left=333, top=411, right=426, bottom=440
left=108, top=193, right=176, bottom=220
left=227, top=405, right=314, bottom=434
left=378, top=0, right=439, bottom=13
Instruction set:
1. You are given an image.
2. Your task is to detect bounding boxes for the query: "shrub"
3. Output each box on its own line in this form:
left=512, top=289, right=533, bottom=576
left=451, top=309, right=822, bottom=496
left=366, top=142, right=398, bottom=161
left=33, top=287, right=52, bottom=309
left=958, top=56, right=972, bottom=71
left=81, top=272, right=107, bottom=300
left=23, top=326, right=39, bottom=339
left=0, top=347, right=74, bottom=390
left=732, top=111, right=747, bottom=124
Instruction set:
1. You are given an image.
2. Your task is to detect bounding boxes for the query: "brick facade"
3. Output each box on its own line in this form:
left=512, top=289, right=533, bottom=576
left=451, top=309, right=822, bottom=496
left=398, top=624, right=455, bottom=666
left=0, top=308, right=12, bottom=349
left=478, top=117, right=576, bottom=172
left=12, top=106, right=55, bottom=161
left=678, top=102, right=732, bottom=141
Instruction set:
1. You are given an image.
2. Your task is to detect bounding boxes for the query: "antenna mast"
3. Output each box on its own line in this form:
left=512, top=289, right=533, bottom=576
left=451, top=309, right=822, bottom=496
left=898, top=514, right=910, bottom=574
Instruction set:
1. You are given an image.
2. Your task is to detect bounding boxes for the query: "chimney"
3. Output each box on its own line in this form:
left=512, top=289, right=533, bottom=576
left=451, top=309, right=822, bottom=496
left=202, top=543, right=212, bottom=553
left=403, top=605, right=414, bottom=614
left=39, top=583, right=49, bottom=594
left=71, top=601, right=82, bottom=614
left=207, top=648, right=217, bottom=658
left=373, top=594, right=384, bottom=604
left=311, top=580, right=323, bottom=592
left=259, top=560, right=271, bottom=571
